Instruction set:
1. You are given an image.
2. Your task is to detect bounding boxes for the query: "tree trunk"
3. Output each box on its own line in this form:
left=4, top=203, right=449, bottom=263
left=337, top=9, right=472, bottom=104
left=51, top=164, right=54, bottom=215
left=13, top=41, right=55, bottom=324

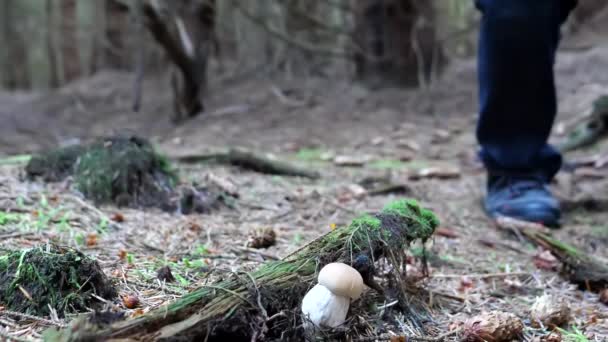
left=353, top=0, right=444, bottom=88
left=141, top=0, right=217, bottom=123
left=2, top=0, right=30, bottom=89
left=104, top=0, right=131, bottom=70
left=46, top=0, right=60, bottom=88
left=60, top=0, right=81, bottom=82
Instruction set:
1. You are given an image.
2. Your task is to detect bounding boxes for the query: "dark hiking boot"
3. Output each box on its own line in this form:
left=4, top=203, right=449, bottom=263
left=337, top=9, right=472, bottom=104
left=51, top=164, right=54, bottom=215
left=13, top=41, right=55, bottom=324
left=484, top=173, right=561, bottom=228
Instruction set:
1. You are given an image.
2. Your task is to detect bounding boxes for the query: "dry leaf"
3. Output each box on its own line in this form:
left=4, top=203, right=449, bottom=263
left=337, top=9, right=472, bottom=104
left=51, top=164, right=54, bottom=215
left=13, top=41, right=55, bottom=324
left=337, top=184, right=368, bottom=202
left=459, top=276, right=475, bottom=292
left=410, top=166, right=461, bottom=180
left=405, top=264, right=424, bottom=281
left=533, top=250, right=559, bottom=271
left=333, top=155, right=368, bottom=167
left=111, top=212, right=125, bottom=222
left=541, top=332, right=563, bottom=342
left=371, top=136, right=384, bottom=145
left=112, top=269, right=126, bottom=278
left=397, top=151, right=414, bottom=161
left=435, top=227, right=459, bottom=238
left=131, top=308, right=145, bottom=317
left=397, top=139, right=420, bottom=152
left=533, top=332, right=563, bottom=342
left=186, top=221, right=202, bottom=232
left=599, top=289, right=608, bottom=305
left=574, top=167, right=606, bottom=179
left=206, top=173, right=239, bottom=197
left=431, top=129, right=451, bottom=143
left=86, top=233, right=98, bottom=247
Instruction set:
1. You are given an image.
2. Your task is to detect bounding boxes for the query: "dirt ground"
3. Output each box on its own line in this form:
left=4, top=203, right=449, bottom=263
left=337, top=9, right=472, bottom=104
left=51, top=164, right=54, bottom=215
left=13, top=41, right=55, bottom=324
left=0, top=44, right=607, bottom=341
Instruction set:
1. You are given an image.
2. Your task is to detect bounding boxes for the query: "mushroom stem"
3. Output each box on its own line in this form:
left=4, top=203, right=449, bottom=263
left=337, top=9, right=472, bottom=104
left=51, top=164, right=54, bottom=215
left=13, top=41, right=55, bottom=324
left=301, top=284, right=350, bottom=328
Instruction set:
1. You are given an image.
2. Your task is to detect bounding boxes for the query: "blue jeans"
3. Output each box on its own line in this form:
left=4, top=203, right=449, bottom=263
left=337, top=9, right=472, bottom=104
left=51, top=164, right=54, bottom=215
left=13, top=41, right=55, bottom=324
left=476, top=0, right=577, bottom=181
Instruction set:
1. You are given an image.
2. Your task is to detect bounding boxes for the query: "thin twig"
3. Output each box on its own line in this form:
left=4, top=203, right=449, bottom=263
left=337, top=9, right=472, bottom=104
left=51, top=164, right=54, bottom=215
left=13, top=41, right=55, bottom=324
left=232, top=246, right=279, bottom=260
left=430, top=272, right=531, bottom=279
left=356, top=327, right=462, bottom=341
left=0, top=329, right=32, bottom=342
left=0, top=232, right=36, bottom=240
left=1, top=310, right=65, bottom=327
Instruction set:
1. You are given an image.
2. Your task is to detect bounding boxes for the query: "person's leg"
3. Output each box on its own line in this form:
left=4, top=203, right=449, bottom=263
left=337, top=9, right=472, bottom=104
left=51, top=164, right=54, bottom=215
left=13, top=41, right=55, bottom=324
left=475, top=0, right=577, bottom=226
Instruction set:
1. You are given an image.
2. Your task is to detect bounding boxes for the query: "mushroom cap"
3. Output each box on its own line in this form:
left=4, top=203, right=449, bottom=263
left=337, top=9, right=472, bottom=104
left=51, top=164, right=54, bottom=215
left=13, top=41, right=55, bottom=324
left=318, top=262, right=364, bottom=300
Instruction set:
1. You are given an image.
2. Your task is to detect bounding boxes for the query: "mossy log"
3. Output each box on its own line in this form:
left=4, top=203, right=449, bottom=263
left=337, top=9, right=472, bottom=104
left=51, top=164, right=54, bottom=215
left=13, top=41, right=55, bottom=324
left=44, top=199, right=438, bottom=342
left=559, top=95, right=608, bottom=152
left=24, top=136, right=179, bottom=209
left=176, top=148, right=321, bottom=179
left=497, top=217, right=608, bottom=291
left=523, top=230, right=608, bottom=292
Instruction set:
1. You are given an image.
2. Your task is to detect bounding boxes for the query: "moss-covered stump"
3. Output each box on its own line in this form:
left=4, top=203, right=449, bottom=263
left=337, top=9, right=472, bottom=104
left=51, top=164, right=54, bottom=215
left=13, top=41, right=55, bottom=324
left=45, top=199, right=439, bottom=342
left=560, top=94, right=608, bottom=151
left=0, top=245, right=116, bottom=317
left=23, top=135, right=228, bottom=213
left=523, top=231, right=608, bottom=292
left=73, top=135, right=177, bottom=207
left=26, top=145, right=87, bottom=182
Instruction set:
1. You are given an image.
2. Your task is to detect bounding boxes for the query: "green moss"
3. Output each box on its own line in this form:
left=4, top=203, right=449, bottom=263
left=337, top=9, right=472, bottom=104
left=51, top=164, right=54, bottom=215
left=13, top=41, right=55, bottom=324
left=24, top=136, right=179, bottom=208
left=295, top=148, right=325, bottom=161
left=381, top=199, right=439, bottom=241
left=592, top=95, right=608, bottom=113
left=25, top=145, right=87, bottom=182
left=351, top=215, right=382, bottom=230
left=538, top=233, right=582, bottom=258
left=0, top=245, right=116, bottom=317
left=368, top=159, right=406, bottom=170
left=74, top=136, right=178, bottom=205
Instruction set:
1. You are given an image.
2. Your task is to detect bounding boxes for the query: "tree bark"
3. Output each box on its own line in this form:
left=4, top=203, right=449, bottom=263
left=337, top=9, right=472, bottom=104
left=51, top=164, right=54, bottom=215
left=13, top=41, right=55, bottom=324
left=103, top=0, right=131, bottom=70
left=60, top=0, right=81, bottom=82
left=2, top=0, right=30, bottom=89
left=353, top=0, right=444, bottom=88
left=46, top=0, right=60, bottom=88
left=141, top=0, right=217, bottom=123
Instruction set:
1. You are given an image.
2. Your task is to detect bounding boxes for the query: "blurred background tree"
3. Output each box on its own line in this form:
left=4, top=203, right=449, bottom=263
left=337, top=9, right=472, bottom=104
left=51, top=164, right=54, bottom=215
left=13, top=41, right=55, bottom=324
left=0, top=0, right=605, bottom=94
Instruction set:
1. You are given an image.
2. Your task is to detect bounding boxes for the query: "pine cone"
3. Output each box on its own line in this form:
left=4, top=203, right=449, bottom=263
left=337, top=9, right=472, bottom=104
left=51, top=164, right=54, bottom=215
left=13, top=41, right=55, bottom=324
left=462, top=311, right=524, bottom=342
left=246, top=227, right=277, bottom=249
left=530, top=294, right=571, bottom=328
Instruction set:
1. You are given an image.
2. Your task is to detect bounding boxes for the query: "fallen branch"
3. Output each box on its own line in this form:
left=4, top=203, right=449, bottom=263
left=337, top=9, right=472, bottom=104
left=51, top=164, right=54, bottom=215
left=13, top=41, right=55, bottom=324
left=45, top=199, right=439, bottom=341
left=1, top=309, right=66, bottom=327
left=495, top=216, right=608, bottom=291
left=175, top=148, right=321, bottom=179
left=0, top=330, right=31, bottom=342
left=430, top=272, right=531, bottom=280
left=559, top=95, right=608, bottom=152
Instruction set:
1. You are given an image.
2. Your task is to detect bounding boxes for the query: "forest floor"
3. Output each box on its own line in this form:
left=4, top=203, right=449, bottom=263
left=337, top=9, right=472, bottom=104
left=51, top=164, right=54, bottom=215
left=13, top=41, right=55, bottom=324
left=0, top=44, right=608, bottom=341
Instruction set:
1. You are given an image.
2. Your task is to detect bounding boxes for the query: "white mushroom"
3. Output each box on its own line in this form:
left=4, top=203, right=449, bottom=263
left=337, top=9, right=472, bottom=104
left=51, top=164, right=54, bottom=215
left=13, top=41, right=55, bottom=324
left=301, top=262, right=364, bottom=328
